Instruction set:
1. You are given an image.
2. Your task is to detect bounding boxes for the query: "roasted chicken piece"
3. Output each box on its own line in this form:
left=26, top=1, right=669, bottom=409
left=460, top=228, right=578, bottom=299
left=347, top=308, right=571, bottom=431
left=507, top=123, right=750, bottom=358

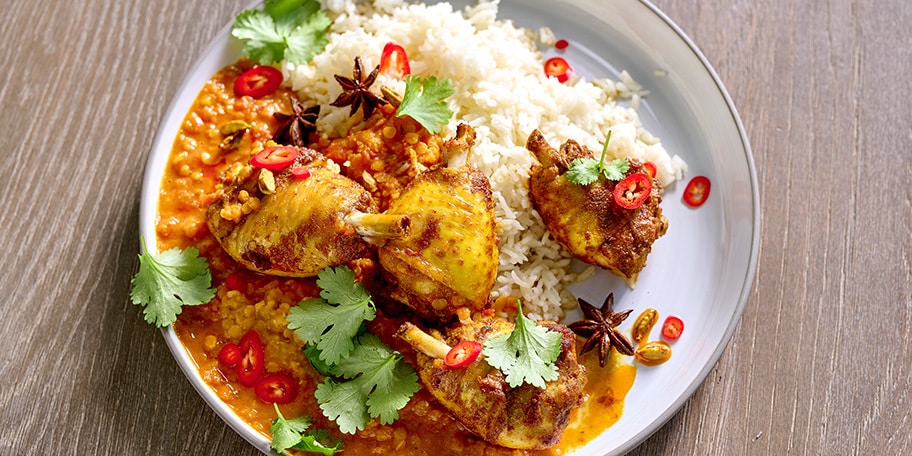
left=526, top=129, right=668, bottom=285
left=397, top=314, right=586, bottom=450
left=207, top=147, right=409, bottom=277
left=378, top=125, right=498, bottom=321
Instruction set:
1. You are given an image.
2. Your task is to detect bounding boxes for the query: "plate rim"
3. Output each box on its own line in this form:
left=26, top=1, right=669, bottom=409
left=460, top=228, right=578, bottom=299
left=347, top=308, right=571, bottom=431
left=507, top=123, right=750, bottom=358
left=606, top=2, right=760, bottom=453
left=141, top=13, right=278, bottom=456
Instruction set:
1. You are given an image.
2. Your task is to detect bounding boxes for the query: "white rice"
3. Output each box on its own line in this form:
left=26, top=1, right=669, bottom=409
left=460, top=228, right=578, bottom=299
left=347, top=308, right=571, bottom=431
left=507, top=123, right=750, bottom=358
left=284, top=0, right=686, bottom=321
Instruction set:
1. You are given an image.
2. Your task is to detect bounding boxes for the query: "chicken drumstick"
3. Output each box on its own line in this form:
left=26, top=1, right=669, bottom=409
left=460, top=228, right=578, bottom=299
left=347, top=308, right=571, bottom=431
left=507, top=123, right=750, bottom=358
left=526, top=130, right=668, bottom=286
left=207, top=147, right=409, bottom=278
left=397, top=314, right=586, bottom=450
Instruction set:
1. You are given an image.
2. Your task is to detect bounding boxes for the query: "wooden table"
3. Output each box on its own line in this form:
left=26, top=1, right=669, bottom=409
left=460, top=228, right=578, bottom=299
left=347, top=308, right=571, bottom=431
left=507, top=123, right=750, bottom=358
left=1, top=0, right=909, bottom=454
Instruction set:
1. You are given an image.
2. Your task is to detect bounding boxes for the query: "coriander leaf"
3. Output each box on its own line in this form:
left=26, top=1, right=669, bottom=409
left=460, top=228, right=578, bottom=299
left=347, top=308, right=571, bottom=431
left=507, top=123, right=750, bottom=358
left=302, top=344, right=334, bottom=376
left=482, top=301, right=562, bottom=388
left=315, top=334, right=420, bottom=433
left=270, top=405, right=342, bottom=456
left=269, top=405, right=312, bottom=453
left=303, top=322, right=369, bottom=376
left=286, top=266, right=376, bottom=365
left=231, top=0, right=330, bottom=65
left=565, top=157, right=602, bottom=185
left=601, top=158, right=630, bottom=181
left=284, top=11, right=332, bottom=65
left=288, top=267, right=417, bottom=433
left=565, top=130, right=629, bottom=185
left=315, top=379, right=368, bottom=435
left=292, top=431, right=343, bottom=456
left=331, top=334, right=419, bottom=424
left=316, top=265, right=371, bottom=309
left=395, top=75, right=454, bottom=134
left=265, top=0, right=314, bottom=23
left=363, top=357, right=420, bottom=424
left=129, top=237, right=215, bottom=327
left=286, top=297, right=375, bottom=366
left=232, top=9, right=288, bottom=65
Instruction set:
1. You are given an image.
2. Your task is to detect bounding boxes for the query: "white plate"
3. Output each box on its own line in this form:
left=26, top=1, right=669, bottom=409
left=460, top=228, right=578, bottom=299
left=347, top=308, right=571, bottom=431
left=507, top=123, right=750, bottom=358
left=141, top=1, right=759, bottom=455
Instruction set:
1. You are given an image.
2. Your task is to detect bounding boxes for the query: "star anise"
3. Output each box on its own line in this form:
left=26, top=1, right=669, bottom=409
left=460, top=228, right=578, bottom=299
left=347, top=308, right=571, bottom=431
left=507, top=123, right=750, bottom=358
left=568, top=293, right=635, bottom=367
left=272, top=96, right=320, bottom=147
left=330, top=56, right=387, bottom=119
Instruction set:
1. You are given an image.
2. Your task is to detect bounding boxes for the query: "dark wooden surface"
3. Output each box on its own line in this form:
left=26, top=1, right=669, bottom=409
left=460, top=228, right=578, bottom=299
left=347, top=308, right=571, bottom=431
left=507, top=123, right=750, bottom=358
left=1, top=0, right=909, bottom=454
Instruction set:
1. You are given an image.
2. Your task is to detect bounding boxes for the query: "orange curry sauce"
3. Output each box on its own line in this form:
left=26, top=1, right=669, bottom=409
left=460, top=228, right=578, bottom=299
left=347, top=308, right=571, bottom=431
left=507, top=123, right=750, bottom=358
left=156, top=60, right=635, bottom=455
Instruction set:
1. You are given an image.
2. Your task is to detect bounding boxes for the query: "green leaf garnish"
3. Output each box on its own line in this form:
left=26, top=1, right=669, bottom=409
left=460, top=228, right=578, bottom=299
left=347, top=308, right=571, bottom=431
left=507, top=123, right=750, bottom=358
left=231, top=0, right=330, bottom=65
left=286, top=266, right=376, bottom=365
left=269, top=405, right=342, bottom=456
left=287, top=266, right=419, bottom=433
left=129, top=237, right=215, bottom=327
left=269, top=406, right=312, bottom=452
left=291, top=430, right=343, bottom=456
left=302, top=344, right=335, bottom=377
left=395, top=74, right=455, bottom=134
left=314, top=334, right=420, bottom=434
left=482, top=300, right=563, bottom=388
left=302, top=321, right=367, bottom=375
left=600, top=158, right=631, bottom=181
left=565, top=131, right=630, bottom=185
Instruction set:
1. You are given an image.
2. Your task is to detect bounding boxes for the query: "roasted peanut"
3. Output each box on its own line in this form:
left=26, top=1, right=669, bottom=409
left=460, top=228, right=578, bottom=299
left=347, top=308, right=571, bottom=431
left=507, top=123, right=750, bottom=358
left=632, top=307, right=659, bottom=344
left=258, top=169, right=276, bottom=194
left=218, top=120, right=249, bottom=151
left=220, top=119, right=250, bottom=135
left=635, top=340, right=672, bottom=366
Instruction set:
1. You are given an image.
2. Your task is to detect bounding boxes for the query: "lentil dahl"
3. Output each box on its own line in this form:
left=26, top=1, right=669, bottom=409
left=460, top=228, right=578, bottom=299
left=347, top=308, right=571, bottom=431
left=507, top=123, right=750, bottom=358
left=157, top=60, right=635, bottom=455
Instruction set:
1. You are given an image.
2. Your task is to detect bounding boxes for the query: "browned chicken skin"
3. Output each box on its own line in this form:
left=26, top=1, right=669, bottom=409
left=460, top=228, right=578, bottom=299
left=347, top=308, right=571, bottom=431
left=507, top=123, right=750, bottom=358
left=397, top=314, right=586, bottom=450
left=526, top=129, right=668, bottom=285
left=378, top=125, right=499, bottom=322
left=206, top=147, right=408, bottom=277
left=206, top=123, right=498, bottom=299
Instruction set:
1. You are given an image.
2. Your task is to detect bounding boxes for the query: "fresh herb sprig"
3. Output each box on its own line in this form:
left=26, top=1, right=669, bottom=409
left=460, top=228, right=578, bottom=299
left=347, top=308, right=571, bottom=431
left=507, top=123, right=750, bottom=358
left=269, top=405, right=342, bottom=456
left=286, top=266, right=376, bottom=365
left=231, top=0, right=331, bottom=65
left=565, top=131, right=630, bottom=185
left=482, top=301, right=563, bottom=388
left=395, top=74, right=455, bottom=134
left=315, top=334, right=420, bottom=434
left=129, top=237, right=216, bottom=327
left=287, top=266, right=420, bottom=434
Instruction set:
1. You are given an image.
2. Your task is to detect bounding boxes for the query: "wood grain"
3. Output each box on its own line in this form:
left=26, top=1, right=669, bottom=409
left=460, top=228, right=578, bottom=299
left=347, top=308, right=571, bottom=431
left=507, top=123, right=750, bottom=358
left=0, top=0, right=909, bottom=455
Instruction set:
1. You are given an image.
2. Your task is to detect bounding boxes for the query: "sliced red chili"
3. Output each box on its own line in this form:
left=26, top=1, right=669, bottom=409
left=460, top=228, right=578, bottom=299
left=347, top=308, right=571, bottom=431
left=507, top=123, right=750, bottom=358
left=661, top=316, right=684, bottom=341
left=544, top=57, right=573, bottom=83
left=218, top=343, right=241, bottom=367
left=251, top=146, right=298, bottom=171
left=379, top=42, right=410, bottom=78
left=236, top=329, right=265, bottom=387
left=683, top=175, right=711, bottom=207
left=613, top=173, right=652, bottom=209
left=234, top=66, right=283, bottom=99
left=444, top=340, right=483, bottom=368
left=291, top=167, right=311, bottom=180
left=555, top=39, right=569, bottom=50
left=254, top=373, right=299, bottom=404
left=643, top=161, right=657, bottom=179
